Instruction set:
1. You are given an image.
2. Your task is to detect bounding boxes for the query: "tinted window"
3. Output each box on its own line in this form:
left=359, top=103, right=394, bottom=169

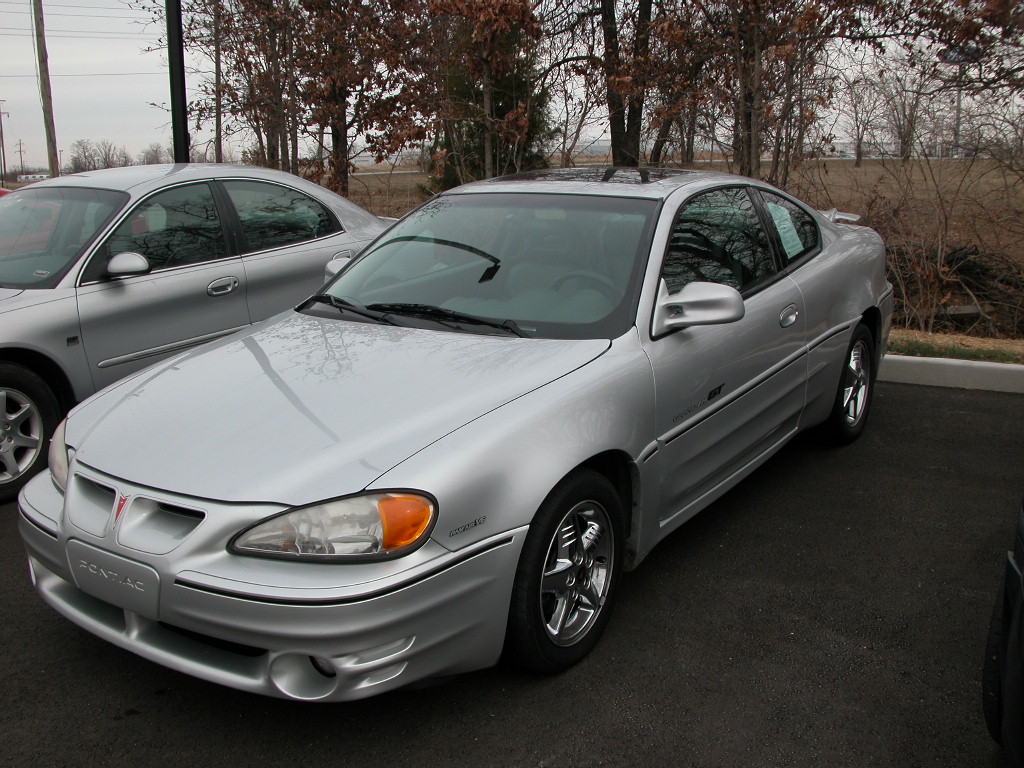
left=223, top=180, right=339, bottom=253
left=0, top=187, right=126, bottom=289
left=662, top=187, right=776, bottom=294
left=760, top=191, right=819, bottom=263
left=98, top=183, right=226, bottom=272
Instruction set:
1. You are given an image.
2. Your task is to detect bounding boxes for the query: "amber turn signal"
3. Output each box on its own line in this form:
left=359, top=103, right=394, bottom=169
left=379, top=494, right=435, bottom=549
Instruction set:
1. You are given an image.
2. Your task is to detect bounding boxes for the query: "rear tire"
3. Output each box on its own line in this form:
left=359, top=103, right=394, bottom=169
left=503, top=469, right=624, bottom=673
left=824, top=323, right=875, bottom=444
left=0, top=363, right=60, bottom=503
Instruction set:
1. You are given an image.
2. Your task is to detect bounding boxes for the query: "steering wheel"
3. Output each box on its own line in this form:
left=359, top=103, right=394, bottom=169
left=552, top=270, right=619, bottom=299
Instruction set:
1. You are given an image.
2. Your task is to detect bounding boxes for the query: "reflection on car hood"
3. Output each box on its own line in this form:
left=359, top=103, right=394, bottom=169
left=69, top=313, right=610, bottom=506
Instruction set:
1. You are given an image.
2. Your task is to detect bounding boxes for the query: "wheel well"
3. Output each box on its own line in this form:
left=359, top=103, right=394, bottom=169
left=0, top=349, right=77, bottom=412
left=860, top=306, right=883, bottom=375
left=578, top=450, right=639, bottom=567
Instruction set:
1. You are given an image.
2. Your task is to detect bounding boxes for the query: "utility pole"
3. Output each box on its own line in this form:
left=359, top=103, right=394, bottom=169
left=32, top=0, right=60, bottom=176
left=16, top=139, right=26, bottom=175
left=213, top=0, right=222, bottom=163
left=166, top=0, right=189, bottom=163
left=0, top=100, right=8, bottom=188
left=938, top=46, right=982, bottom=157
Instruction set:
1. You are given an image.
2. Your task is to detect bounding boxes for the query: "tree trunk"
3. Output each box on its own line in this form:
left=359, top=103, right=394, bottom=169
left=648, top=115, right=673, bottom=165
left=481, top=58, right=494, bottom=179
left=600, top=0, right=628, bottom=165
left=622, top=0, right=652, bottom=166
left=329, top=87, right=350, bottom=195
left=681, top=108, right=697, bottom=164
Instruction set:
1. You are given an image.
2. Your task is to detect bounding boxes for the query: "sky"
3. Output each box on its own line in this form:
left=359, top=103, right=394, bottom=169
left=0, top=0, right=205, bottom=171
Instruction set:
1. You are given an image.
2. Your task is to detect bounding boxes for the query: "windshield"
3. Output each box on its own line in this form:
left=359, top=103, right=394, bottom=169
left=0, top=187, right=128, bottom=289
left=322, top=192, right=657, bottom=339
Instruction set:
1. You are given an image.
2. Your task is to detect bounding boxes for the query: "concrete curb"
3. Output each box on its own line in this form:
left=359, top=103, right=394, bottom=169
left=878, top=354, right=1024, bottom=394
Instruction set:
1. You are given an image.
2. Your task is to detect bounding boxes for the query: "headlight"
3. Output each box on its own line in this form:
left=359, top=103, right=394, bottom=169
left=48, top=418, right=71, bottom=493
left=230, top=492, right=436, bottom=562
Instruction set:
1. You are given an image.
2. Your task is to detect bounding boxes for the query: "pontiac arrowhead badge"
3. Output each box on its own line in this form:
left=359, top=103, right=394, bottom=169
left=114, top=494, right=130, bottom=522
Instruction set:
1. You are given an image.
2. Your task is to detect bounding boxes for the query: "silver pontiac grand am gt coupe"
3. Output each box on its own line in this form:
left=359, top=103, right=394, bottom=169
left=19, top=167, right=893, bottom=701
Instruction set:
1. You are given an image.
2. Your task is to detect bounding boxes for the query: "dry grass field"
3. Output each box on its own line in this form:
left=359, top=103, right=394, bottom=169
left=346, top=168, right=432, bottom=218
left=792, top=158, right=1024, bottom=339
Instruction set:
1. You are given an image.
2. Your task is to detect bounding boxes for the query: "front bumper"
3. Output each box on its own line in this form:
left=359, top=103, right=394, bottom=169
left=19, top=470, right=525, bottom=701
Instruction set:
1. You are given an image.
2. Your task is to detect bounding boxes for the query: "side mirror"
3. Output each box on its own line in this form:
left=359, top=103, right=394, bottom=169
left=651, top=279, right=744, bottom=336
left=324, top=249, right=355, bottom=281
left=106, top=251, right=151, bottom=277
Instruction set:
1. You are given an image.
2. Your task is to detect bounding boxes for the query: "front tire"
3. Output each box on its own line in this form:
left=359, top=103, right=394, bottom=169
left=503, top=469, right=624, bottom=673
left=0, top=363, right=60, bottom=503
left=824, top=323, right=875, bottom=444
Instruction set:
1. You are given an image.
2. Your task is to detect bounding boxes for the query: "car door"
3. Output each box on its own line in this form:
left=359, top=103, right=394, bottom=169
left=220, top=179, right=360, bottom=321
left=641, top=185, right=807, bottom=530
left=753, top=188, right=853, bottom=427
left=76, top=181, right=251, bottom=391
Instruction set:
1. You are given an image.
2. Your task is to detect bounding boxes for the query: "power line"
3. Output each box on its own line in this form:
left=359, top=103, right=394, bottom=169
left=3, top=25, right=151, bottom=34
left=1, top=30, right=154, bottom=38
left=0, top=10, right=150, bottom=19
left=0, top=1, right=145, bottom=9
left=0, top=72, right=165, bottom=78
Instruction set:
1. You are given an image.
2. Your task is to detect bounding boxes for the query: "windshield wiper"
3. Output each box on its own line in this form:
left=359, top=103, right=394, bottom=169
left=364, top=236, right=501, bottom=283
left=365, top=303, right=529, bottom=337
left=304, top=294, right=398, bottom=325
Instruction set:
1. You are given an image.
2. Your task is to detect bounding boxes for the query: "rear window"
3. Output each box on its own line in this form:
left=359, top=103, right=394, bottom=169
left=222, top=180, right=339, bottom=253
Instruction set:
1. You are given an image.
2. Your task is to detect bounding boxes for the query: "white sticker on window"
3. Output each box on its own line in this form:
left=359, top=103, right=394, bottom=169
left=767, top=202, right=804, bottom=259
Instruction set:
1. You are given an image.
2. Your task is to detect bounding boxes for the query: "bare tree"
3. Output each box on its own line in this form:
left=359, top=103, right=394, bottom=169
left=835, top=52, right=886, bottom=165
left=874, top=48, right=935, bottom=160
left=67, top=140, right=98, bottom=173
left=138, top=142, right=168, bottom=165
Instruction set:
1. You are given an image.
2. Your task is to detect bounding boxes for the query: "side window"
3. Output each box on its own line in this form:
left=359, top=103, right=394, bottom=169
left=760, top=191, right=819, bottom=264
left=661, top=187, right=776, bottom=294
left=97, top=183, right=226, bottom=273
left=222, top=180, right=339, bottom=254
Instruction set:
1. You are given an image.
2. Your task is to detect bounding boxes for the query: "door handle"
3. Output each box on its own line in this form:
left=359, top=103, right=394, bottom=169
left=207, top=276, right=239, bottom=296
left=779, top=304, right=799, bottom=328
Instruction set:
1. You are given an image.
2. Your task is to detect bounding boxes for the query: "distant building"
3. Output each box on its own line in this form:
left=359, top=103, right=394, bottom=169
left=17, top=174, right=50, bottom=182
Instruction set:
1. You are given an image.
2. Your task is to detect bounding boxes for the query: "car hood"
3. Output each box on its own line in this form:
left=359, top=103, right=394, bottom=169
left=69, top=312, right=609, bottom=506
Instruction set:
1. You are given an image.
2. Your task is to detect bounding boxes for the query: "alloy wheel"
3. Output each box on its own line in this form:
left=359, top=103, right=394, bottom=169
left=539, top=499, right=615, bottom=647
left=0, top=387, right=44, bottom=484
left=842, top=339, right=871, bottom=427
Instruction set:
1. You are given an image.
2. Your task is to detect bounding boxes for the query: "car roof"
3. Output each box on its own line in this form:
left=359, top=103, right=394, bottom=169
left=449, top=167, right=758, bottom=201
left=21, top=163, right=312, bottom=194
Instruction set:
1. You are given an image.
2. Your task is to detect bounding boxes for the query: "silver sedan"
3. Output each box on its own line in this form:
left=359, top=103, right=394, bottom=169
left=19, top=167, right=893, bottom=700
left=0, top=164, right=390, bottom=500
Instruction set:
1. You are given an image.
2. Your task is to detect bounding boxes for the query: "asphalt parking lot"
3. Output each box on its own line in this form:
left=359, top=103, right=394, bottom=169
left=2, top=381, right=1022, bottom=768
